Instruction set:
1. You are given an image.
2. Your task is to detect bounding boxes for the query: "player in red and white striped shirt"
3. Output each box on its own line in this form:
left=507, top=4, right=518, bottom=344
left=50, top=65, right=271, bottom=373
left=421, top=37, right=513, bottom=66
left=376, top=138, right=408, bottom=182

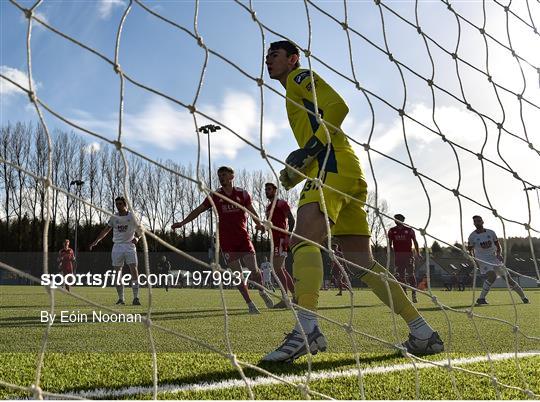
left=265, top=182, right=296, bottom=308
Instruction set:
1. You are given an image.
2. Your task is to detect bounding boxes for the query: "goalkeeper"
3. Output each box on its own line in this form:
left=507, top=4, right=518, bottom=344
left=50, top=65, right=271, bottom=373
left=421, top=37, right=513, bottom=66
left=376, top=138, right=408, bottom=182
left=262, top=40, right=444, bottom=362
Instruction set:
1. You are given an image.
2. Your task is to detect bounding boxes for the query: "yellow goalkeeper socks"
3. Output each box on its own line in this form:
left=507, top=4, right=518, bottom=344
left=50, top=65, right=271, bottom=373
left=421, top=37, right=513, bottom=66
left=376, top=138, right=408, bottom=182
left=292, top=241, right=323, bottom=311
left=359, top=261, right=420, bottom=323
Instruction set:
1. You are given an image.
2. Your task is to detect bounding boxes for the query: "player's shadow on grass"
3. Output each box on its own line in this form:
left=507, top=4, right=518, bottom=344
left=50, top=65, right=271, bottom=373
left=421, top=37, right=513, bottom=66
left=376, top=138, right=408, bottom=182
left=256, top=352, right=398, bottom=375
left=416, top=303, right=526, bottom=312
left=165, top=353, right=398, bottom=389
left=0, top=304, right=61, bottom=309
left=0, top=316, right=49, bottom=327
left=148, top=304, right=383, bottom=321
left=0, top=316, right=95, bottom=328
left=0, top=309, right=256, bottom=326
left=416, top=305, right=472, bottom=312
left=172, top=353, right=397, bottom=386
left=316, top=303, right=382, bottom=311
left=147, top=308, right=267, bottom=321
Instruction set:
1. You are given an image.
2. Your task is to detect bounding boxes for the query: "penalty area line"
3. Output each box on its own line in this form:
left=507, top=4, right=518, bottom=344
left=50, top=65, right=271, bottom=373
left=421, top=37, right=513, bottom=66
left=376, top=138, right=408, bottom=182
left=53, top=352, right=540, bottom=399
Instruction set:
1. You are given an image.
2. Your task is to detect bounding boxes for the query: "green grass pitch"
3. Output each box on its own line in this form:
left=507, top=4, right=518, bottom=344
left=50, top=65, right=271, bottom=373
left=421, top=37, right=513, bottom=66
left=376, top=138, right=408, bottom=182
left=0, top=285, right=538, bottom=399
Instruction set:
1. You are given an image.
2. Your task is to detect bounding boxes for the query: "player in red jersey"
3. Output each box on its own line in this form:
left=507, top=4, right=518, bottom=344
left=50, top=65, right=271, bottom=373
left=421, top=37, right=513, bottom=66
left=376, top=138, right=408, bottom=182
left=388, top=214, right=420, bottom=303
left=264, top=182, right=296, bottom=308
left=331, top=244, right=351, bottom=296
left=172, top=166, right=273, bottom=314
left=57, top=239, right=75, bottom=291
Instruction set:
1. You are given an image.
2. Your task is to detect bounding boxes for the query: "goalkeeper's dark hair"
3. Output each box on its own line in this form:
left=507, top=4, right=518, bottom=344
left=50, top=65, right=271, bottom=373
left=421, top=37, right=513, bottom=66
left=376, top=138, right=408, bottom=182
left=270, top=40, right=300, bottom=68
left=217, top=166, right=234, bottom=174
left=472, top=215, right=482, bottom=220
left=394, top=214, right=405, bottom=222
left=264, top=182, right=277, bottom=189
left=115, top=196, right=126, bottom=205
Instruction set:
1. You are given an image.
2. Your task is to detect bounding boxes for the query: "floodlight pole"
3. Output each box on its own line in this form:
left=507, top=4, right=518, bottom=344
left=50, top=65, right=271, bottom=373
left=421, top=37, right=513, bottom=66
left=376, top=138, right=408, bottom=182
left=69, top=179, right=85, bottom=272
left=198, top=124, right=221, bottom=260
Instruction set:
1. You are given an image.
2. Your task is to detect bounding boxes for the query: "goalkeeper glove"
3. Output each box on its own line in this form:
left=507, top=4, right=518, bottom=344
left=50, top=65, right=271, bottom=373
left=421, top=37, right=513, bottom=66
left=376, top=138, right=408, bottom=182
left=279, top=168, right=303, bottom=190
left=280, top=136, right=326, bottom=190
left=285, top=135, right=325, bottom=170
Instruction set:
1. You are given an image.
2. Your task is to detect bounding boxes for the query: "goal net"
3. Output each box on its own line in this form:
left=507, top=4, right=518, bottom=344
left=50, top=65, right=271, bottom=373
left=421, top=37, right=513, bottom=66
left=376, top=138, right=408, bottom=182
left=1, top=0, right=539, bottom=399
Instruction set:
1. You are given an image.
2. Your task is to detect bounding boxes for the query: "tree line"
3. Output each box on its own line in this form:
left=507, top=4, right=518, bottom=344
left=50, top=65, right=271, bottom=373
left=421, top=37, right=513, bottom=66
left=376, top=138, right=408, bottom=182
left=1, top=121, right=392, bottom=253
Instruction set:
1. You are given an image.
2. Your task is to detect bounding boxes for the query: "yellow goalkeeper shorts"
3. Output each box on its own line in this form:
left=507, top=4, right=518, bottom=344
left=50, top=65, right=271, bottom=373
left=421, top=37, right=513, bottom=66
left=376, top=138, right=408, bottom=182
left=298, top=172, right=370, bottom=236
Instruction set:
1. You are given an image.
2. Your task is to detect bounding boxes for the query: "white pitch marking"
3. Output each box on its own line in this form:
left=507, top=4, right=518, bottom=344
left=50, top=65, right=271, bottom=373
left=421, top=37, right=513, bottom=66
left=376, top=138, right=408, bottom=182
left=50, top=352, right=540, bottom=399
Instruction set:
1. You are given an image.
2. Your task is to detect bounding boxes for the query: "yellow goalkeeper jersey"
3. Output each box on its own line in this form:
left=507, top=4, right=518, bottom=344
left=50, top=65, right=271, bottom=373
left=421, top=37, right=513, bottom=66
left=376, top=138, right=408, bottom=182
left=285, top=68, right=365, bottom=180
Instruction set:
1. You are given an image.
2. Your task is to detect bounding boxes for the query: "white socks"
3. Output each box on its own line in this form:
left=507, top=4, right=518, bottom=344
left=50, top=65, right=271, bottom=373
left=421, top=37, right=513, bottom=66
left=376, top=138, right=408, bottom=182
left=116, top=284, right=124, bottom=300
left=479, top=280, right=492, bottom=299
left=132, top=282, right=139, bottom=299
left=408, top=316, right=435, bottom=339
left=295, top=310, right=317, bottom=334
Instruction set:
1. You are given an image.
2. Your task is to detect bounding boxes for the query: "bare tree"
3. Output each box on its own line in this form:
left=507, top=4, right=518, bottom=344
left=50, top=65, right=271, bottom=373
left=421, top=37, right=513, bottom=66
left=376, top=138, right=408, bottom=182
left=139, top=162, right=162, bottom=233
left=0, top=121, right=315, bottom=252
left=96, top=146, right=112, bottom=223
left=48, top=129, right=63, bottom=248
left=102, top=147, right=124, bottom=216
left=0, top=124, right=15, bottom=226
left=162, top=160, right=183, bottom=233
left=126, top=153, right=143, bottom=217
left=175, top=163, right=186, bottom=224
left=11, top=122, right=32, bottom=249
left=182, top=164, right=199, bottom=235
left=85, top=143, right=100, bottom=226
left=196, top=167, right=208, bottom=233
left=28, top=124, right=48, bottom=248
left=57, top=131, right=79, bottom=238
left=366, top=190, right=390, bottom=249
left=154, top=161, right=171, bottom=233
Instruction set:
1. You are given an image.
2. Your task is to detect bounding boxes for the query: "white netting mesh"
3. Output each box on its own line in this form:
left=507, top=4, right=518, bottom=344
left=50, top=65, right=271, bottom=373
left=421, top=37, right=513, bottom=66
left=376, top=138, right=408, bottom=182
left=1, top=0, right=539, bottom=399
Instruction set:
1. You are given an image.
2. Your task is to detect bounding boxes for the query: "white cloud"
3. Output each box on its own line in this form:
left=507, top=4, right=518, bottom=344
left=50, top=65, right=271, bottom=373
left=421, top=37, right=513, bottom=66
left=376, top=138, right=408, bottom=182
left=70, top=91, right=286, bottom=160
left=199, top=91, right=286, bottom=159
left=347, top=102, right=495, bottom=162
left=123, top=98, right=194, bottom=150
left=33, top=11, right=49, bottom=27
left=17, top=10, right=49, bottom=29
left=344, top=101, right=539, bottom=243
left=84, top=142, right=101, bottom=154
left=98, top=0, right=126, bottom=19
left=0, top=66, right=38, bottom=96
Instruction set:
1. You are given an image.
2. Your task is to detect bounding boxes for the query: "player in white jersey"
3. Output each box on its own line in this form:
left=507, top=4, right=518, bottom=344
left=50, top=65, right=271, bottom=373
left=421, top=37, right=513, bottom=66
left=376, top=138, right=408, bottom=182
left=467, top=215, right=529, bottom=305
left=260, top=257, right=275, bottom=292
left=89, top=196, right=142, bottom=305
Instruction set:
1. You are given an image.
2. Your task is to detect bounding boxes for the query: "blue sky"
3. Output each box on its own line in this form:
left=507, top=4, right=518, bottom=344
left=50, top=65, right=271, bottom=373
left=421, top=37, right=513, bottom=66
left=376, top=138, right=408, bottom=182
left=2, top=0, right=540, bottom=248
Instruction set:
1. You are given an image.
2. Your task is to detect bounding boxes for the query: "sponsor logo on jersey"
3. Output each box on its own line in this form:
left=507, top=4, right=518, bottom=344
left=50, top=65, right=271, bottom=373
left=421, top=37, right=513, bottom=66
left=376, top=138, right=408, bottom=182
left=294, top=70, right=311, bottom=84
left=480, top=240, right=492, bottom=249
left=223, top=204, right=238, bottom=212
